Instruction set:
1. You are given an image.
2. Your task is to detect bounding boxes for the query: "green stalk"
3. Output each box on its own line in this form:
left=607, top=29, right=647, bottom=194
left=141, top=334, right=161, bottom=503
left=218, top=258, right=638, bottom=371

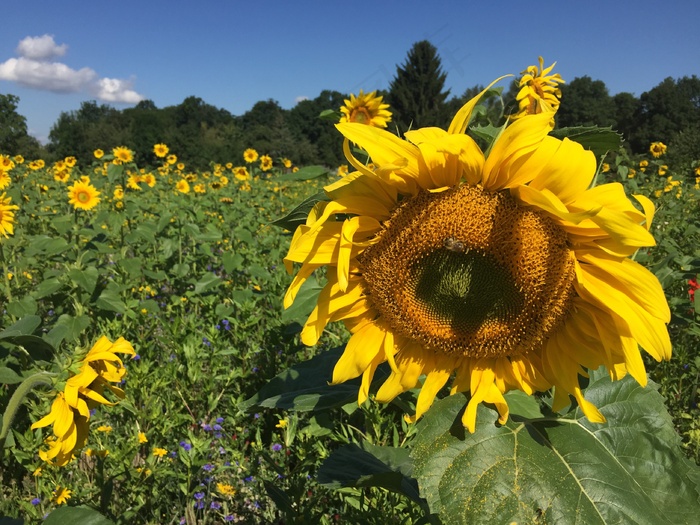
left=0, top=371, right=55, bottom=449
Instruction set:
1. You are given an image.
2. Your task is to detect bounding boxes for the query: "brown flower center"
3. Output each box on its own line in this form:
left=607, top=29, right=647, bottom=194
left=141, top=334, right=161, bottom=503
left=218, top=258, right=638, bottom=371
left=359, top=184, right=576, bottom=358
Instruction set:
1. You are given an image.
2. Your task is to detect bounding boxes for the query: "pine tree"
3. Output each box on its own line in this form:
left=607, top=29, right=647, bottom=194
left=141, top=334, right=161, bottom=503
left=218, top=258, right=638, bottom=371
left=387, top=41, right=450, bottom=132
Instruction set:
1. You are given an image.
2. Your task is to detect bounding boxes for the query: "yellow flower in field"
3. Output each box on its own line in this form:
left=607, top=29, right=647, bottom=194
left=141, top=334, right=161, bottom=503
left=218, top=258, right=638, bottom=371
left=284, top=82, right=670, bottom=433
left=282, top=158, right=292, bottom=169
left=29, top=159, right=45, bottom=170
left=234, top=167, right=249, bottom=181
left=97, top=425, right=112, bottom=432
left=275, top=418, right=288, bottom=429
left=64, top=156, right=77, bottom=168
left=649, top=142, right=667, bottom=157
left=628, top=168, right=636, bottom=178
left=153, top=447, right=168, bottom=457
left=52, top=485, right=72, bottom=505
left=94, top=149, right=104, bottom=159
left=260, top=155, right=273, bottom=171
left=177, top=162, right=185, bottom=171
left=340, top=90, right=392, bottom=128
left=292, top=167, right=299, bottom=173
left=639, top=160, right=649, bottom=169
left=115, top=201, right=124, bottom=209
left=68, top=179, right=100, bottom=211
left=138, top=432, right=148, bottom=444
left=0, top=193, right=20, bottom=239
left=0, top=155, right=14, bottom=172
left=113, top=186, right=124, bottom=200
left=216, top=483, right=236, bottom=496
left=54, top=170, right=71, bottom=183
left=0, top=171, right=10, bottom=190
left=126, top=174, right=142, bottom=190
left=175, top=180, right=190, bottom=194
left=14, top=155, right=24, bottom=164
left=694, top=166, right=700, bottom=176
left=337, top=165, right=349, bottom=177
left=113, top=146, right=134, bottom=164
left=31, top=393, right=89, bottom=466
left=243, top=148, right=259, bottom=163
left=142, top=173, right=156, bottom=188
left=166, top=154, right=177, bottom=165
left=211, top=181, right=223, bottom=190
left=194, top=183, right=206, bottom=194
left=512, top=57, right=564, bottom=122
left=153, top=143, right=169, bottom=157
left=658, top=165, right=668, bottom=176
left=32, top=466, right=42, bottom=477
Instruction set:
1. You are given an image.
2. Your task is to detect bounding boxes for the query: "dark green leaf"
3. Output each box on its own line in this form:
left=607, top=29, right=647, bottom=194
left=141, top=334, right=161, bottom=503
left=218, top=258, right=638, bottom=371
left=43, top=505, right=115, bottom=525
left=6, top=296, right=37, bottom=317
left=0, top=367, right=22, bottom=384
left=412, top=370, right=700, bottom=525
left=0, top=316, right=41, bottom=338
left=243, top=346, right=389, bottom=412
left=118, top=258, right=143, bottom=278
left=271, top=191, right=329, bottom=232
left=318, top=109, right=341, bottom=121
left=45, top=314, right=91, bottom=347
left=68, top=266, right=99, bottom=294
left=1, top=336, right=54, bottom=361
left=263, top=480, right=296, bottom=515
left=24, top=236, right=69, bottom=257
left=550, top=126, right=622, bottom=160
left=280, top=279, right=323, bottom=324
left=318, top=442, right=423, bottom=504
left=32, top=278, right=64, bottom=299
left=222, top=252, right=244, bottom=273
left=192, top=273, right=221, bottom=295
left=95, top=289, right=127, bottom=314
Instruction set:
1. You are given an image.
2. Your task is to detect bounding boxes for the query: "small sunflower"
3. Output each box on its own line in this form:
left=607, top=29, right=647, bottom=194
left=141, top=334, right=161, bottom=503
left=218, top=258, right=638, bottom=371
left=153, top=143, right=169, bottom=158
left=339, top=90, right=392, bottom=128
left=649, top=142, right=667, bottom=158
left=175, top=180, right=190, bottom=194
left=112, top=146, right=134, bottom=164
left=244, top=148, right=259, bottom=163
left=260, top=155, right=273, bottom=171
left=512, top=56, right=564, bottom=121
left=0, top=171, right=11, bottom=190
left=0, top=193, right=19, bottom=238
left=67, top=180, right=101, bottom=211
left=284, top=80, right=670, bottom=433
left=94, top=149, right=104, bottom=159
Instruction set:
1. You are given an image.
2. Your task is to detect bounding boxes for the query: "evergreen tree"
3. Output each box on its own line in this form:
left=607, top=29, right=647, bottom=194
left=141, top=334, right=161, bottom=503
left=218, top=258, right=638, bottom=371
left=556, top=76, right=616, bottom=129
left=386, top=40, right=450, bottom=132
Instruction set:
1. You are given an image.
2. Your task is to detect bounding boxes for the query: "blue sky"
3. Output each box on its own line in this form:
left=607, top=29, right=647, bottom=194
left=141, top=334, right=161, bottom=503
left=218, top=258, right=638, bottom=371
left=1, top=0, right=698, bottom=144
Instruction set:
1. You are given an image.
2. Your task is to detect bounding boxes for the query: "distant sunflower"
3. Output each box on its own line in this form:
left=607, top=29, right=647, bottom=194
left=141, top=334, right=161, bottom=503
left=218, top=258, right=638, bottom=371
left=0, top=193, right=19, bottom=238
left=284, top=81, right=670, bottom=432
left=175, top=180, right=190, bottom=194
left=0, top=171, right=11, bottom=190
left=153, top=143, right=169, bottom=158
left=112, top=146, right=134, bottom=164
left=649, top=142, right=667, bottom=158
left=244, top=148, right=259, bottom=163
left=260, top=155, right=273, bottom=171
left=339, top=90, right=392, bottom=128
left=68, top=180, right=101, bottom=211
left=512, top=56, right=564, bottom=121
left=94, top=149, right=104, bottom=159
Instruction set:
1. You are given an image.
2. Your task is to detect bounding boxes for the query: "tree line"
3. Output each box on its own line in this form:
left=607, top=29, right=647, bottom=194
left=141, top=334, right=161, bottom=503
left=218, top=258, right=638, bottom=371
left=1, top=41, right=699, bottom=170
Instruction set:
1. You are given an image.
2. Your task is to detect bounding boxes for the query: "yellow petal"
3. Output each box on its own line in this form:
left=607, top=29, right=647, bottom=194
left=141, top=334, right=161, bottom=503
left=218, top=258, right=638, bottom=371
left=375, top=341, right=426, bottom=402
left=448, top=75, right=511, bottom=135
left=332, top=321, right=386, bottom=384
left=528, top=138, right=596, bottom=204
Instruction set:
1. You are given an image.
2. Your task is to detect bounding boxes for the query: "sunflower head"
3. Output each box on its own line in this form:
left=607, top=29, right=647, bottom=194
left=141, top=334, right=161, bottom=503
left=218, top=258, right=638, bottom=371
left=649, top=141, right=667, bottom=157
left=0, top=193, right=20, bottom=238
left=284, top=78, right=669, bottom=433
left=512, top=56, right=564, bottom=121
left=68, top=180, right=101, bottom=211
left=339, top=90, right=392, bottom=128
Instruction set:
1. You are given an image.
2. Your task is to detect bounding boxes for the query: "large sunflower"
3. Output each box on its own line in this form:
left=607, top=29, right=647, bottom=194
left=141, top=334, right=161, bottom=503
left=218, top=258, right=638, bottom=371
left=340, top=90, right=392, bottom=128
left=0, top=192, right=19, bottom=238
left=284, top=82, right=670, bottom=432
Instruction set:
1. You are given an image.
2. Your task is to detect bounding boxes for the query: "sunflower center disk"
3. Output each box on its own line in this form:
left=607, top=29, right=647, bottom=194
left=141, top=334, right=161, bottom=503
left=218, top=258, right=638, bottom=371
left=359, top=184, right=576, bottom=359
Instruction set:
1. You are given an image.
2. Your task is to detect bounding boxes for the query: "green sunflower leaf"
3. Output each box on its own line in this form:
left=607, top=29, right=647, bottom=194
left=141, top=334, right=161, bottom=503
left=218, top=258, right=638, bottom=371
left=271, top=191, right=329, bottom=232
left=317, top=442, right=424, bottom=505
left=411, top=370, right=700, bottom=525
left=43, top=505, right=115, bottom=525
left=276, top=165, right=329, bottom=181
left=550, top=126, right=622, bottom=161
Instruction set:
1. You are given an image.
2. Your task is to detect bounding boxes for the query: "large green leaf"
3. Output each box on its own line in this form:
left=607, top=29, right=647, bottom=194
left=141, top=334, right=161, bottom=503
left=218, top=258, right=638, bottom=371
left=68, top=266, right=99, bottom=294
left=43, top=505, right=115, bottom=525
left=242, top=346, right=389, bottom=412
left=280, top=278, right=323, bottom=325
left=276, top=165, right=328, bottom=181
left=271, top=191, right=329, bottom=232
left=318, top=441, right=424, bottom=505
left=411, top=369, right=700, bottom=525
left=0, top=316, right=41, bottom=338
left=550, top=126, right=622, bottom=160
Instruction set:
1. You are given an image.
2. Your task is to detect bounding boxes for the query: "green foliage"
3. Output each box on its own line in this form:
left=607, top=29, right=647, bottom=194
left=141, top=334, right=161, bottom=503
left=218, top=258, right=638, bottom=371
left=556, top=75, right=617, bottom=128
left=387, top=40, right=451, bottom=131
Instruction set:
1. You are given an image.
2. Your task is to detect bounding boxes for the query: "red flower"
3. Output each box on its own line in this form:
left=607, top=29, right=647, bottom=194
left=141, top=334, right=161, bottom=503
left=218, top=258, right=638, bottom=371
left=689, top=277, right=699, bottom=301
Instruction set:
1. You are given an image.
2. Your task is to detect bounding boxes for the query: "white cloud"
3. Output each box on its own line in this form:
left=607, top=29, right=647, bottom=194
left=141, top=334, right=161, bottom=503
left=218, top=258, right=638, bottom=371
left=0, top=57, right=96, bottom=92
left=16, top=34, right=67, bottom=60
left=91, top=78, right=143, bottom=104
left=295, top=95, right=309, bottom=104
left=0, top=35, right=144, bottom=104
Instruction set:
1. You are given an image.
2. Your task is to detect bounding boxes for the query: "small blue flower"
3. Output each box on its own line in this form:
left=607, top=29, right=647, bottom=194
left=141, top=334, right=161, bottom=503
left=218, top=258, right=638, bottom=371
left=210, top=501, right=222, bottom=510
left=244, top=475, right=254, bottom=483
left=213, top=424, right=223, bottom=431
left=225, top=516, right=235, bottom=522
left=194, top=492, right=205, bottom=500
left=31, top=497, right=41, bottom=505
left=203, top=463, right=215, bottom=472
left=133, top=354, right=141, bottom=361
left=203, top=337, right=211, bottom=347
left=272, top=443, right=282, bottom=452
left=216, top=417, right=224, bottom=423
left=180, top=441, right=192, bottom=451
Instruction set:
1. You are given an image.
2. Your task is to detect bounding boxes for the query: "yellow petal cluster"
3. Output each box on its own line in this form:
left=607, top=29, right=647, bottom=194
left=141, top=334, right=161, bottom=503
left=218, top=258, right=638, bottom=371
left=32, top=336, right=135, bottom=466
left=339, top=90, right=392, bottom=128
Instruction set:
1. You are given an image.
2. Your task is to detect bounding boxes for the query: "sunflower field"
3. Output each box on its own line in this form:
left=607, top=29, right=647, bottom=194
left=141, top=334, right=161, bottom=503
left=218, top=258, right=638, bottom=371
left=1, top=60, right=700, bottom=525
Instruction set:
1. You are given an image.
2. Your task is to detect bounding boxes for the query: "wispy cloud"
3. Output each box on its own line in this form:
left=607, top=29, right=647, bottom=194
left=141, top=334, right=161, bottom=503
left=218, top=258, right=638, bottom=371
left=0, top=35, right=144, bottom=104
